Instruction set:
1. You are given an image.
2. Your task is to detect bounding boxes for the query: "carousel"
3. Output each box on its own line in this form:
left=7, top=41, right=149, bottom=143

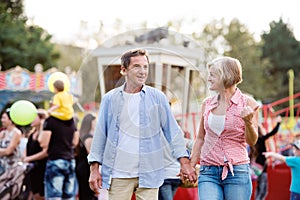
left=0, top=64, right=82, bottom=113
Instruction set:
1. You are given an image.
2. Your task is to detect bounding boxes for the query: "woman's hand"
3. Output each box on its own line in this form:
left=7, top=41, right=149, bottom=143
left=241, top=106, right=258, bottom=125
left=241, top=105, right=259, bottom=146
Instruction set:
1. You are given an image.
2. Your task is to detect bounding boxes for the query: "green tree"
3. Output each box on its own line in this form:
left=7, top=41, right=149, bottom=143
left=223, top=19, right=271, bottom=100
left=0, top=0, right=24, bottom=19
left=193, top=19, right=271, bottom=101
left=192, top=18, right=227, bottom=65
left=261, top=18, right=300, bottom=101
left=0, top=0, right=59, bottom=71
left=54, top=44, right=84, bottom=72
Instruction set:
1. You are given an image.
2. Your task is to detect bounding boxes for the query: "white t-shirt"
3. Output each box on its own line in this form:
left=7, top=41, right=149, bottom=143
left=112, top=92, right=141, bottom=178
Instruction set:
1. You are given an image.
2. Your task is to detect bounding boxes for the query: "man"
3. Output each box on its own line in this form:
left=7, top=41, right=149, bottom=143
left=254, top=116, right=281, bottom=200
left=42, top=114, right=79, bottom=199
left=88, top=49, right=196, bottom=200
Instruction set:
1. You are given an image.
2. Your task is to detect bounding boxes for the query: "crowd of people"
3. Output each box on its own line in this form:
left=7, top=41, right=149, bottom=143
left=249, top=115, right=282, bottom=200
left=0, top=48, right=299, bottom=200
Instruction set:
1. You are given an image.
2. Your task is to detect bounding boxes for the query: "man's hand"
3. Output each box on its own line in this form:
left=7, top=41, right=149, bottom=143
left=178, top=157, right=197, bottom=183
left=89, top=163, right=102, bottom=195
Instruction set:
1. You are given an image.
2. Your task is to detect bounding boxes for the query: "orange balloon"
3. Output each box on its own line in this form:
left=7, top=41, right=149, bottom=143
left=47, top=72, right=70, bottom=92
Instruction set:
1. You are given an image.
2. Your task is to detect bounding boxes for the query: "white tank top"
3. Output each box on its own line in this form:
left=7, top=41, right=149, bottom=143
left=208, top=113, right=227, bottom=162
left=208, top=112, right=225, bottom=135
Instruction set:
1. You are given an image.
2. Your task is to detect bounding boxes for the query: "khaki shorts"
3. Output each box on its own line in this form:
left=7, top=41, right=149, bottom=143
left=109, top=178, right=158, bottom=200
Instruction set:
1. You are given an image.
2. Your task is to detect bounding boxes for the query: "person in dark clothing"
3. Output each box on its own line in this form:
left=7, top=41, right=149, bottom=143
left=23, top=110, right=48, bottom=200
left=41, top=115, right=79, bottom=199
left=75, top=113, right=98, bottom=200
left=254, top=115, right=282, bottom=200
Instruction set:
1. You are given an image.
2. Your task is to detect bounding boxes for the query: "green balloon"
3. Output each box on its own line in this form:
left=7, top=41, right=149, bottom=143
left=9, top=100, right=37, bottom=126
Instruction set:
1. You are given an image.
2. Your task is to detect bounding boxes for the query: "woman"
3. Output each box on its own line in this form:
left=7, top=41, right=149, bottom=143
left=75, top=113, right=99, bottom=200
left=23, top=109, right=48, bottom=200
left=190, top=57, right=259, bottom=200
left=252, top=116, right=281, bottom=200
left=0, top=109, right=22, bottom=171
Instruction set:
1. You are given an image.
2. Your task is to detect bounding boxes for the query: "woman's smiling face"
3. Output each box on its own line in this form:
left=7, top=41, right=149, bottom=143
left=1, top=112, right=12, bottom=128
left=207, top=65, right=223, bottom=91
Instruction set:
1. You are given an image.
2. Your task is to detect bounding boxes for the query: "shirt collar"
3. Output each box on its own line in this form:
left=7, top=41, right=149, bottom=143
left=230, top=88, right=242, bottom=105
left=119, top=83, right=146, bottom=94
left=210, top=95, right=219, bottom=106
left=210, top=88, right=241, bottom=106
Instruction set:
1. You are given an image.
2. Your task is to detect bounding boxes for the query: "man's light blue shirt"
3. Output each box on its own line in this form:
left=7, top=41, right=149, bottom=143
left=88, top=84, right=188, bottom=189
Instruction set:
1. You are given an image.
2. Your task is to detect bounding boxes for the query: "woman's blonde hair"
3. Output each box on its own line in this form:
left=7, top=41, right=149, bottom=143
left=207, top=56, right=243, bottom=88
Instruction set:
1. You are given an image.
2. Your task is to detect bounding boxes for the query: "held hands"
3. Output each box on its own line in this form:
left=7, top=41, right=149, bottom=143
left=178, top=157, right=197, bottom=183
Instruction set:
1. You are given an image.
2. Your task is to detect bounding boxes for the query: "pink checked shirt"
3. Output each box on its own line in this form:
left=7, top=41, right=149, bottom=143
left=200, top=88, right=256, bottom=180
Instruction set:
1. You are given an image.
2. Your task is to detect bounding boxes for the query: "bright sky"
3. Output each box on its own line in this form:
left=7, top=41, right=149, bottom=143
left=24, top=0, right=300, bottom=47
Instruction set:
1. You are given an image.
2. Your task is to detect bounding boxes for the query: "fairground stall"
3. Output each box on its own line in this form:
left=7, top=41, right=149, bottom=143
left=0, top=64, right=82, bottom=112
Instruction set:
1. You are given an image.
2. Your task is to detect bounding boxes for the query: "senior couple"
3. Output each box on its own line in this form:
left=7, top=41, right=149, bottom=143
left=88, top=48, right=259, bottom=200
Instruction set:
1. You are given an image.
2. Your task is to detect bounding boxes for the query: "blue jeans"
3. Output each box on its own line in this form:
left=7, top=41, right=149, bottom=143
left=198, top=164, right=252, bottom=200
left=291, top=192, right=300, bottom=200
left=158, top=179, right=182, bottom=200
left=44, top=159, right=76, bottom=200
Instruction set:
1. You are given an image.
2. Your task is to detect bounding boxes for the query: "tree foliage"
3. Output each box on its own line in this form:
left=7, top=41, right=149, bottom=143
left=54, top=44, right=84, bottom=72
left=194, top=19, right=270, bottom=100
left=192, top=18, right=228, bottom=65
left=192, top=18, right=299, bottom=104
left=223, top=19, right=272, bottom=100
left=261, top=18, right=300, bottom=101
left=0, top=0, right=24, bottom=19
left=0, top=0, right=59, bottom=71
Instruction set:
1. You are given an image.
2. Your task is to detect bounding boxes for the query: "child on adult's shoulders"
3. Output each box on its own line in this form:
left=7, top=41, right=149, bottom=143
left=47, top=80, right=74, bottom=121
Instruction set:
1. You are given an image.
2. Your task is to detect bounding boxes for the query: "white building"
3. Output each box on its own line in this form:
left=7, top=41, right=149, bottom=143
left=91, top=28, right=208, bottom=136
